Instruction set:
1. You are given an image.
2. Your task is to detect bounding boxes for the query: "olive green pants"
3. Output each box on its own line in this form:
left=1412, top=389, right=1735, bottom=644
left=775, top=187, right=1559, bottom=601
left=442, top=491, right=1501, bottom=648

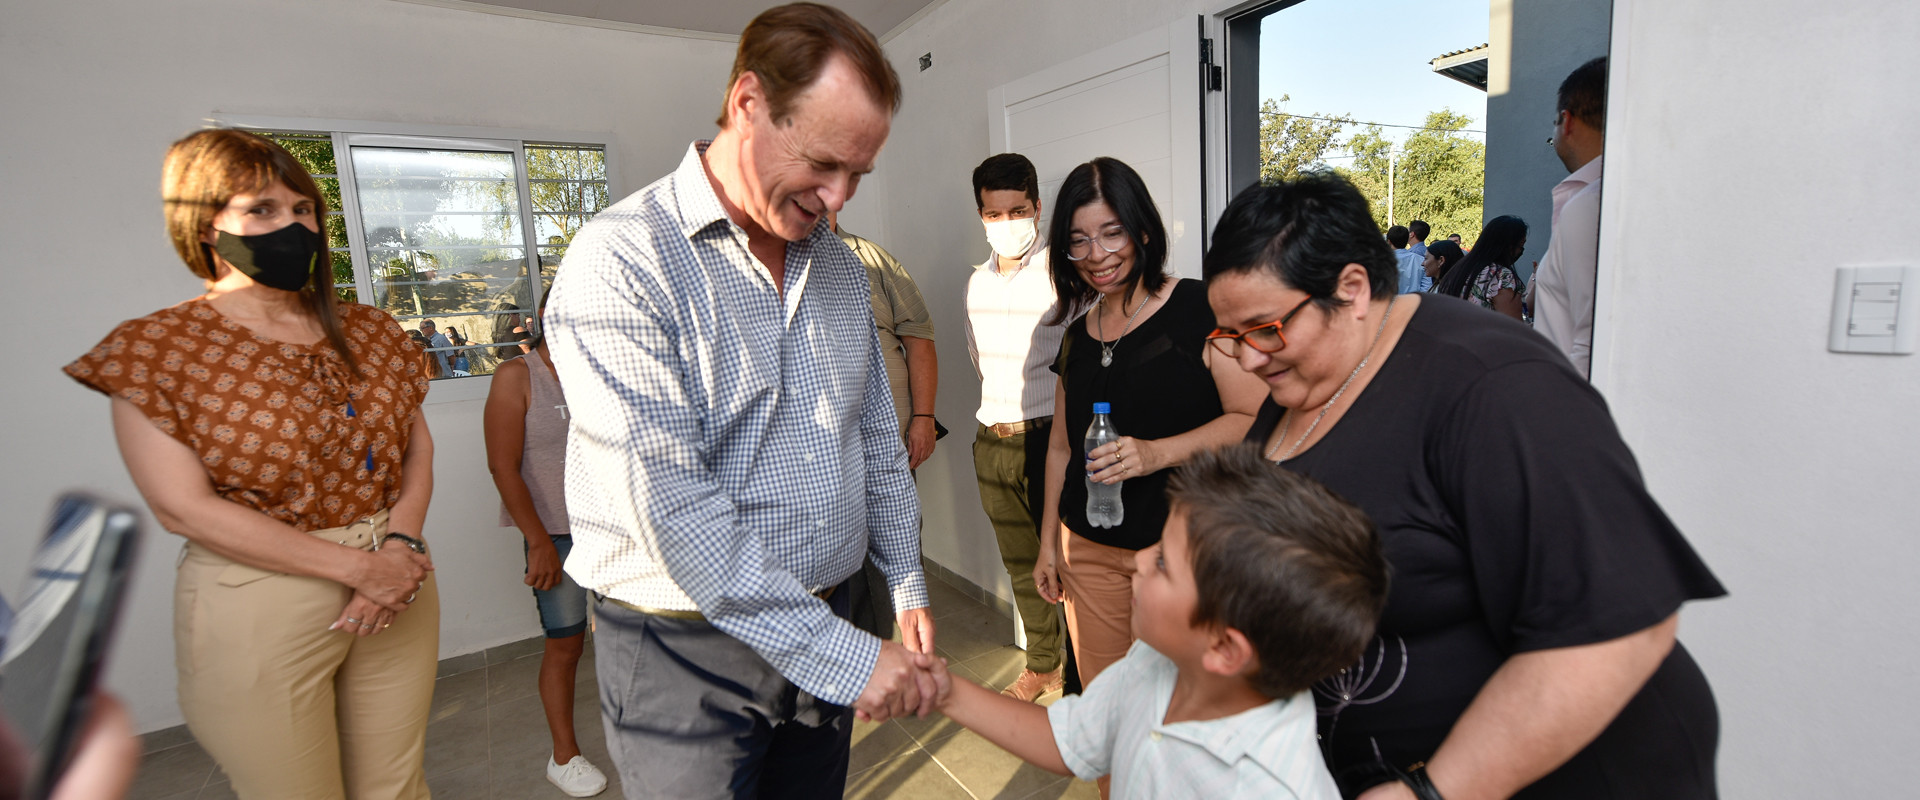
left=972, top=423, right=1064, bottom=673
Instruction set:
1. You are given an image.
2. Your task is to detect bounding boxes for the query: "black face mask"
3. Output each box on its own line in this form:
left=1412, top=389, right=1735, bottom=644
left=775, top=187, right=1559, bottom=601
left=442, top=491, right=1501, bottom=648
left=209, top=222, right=322, bottom=292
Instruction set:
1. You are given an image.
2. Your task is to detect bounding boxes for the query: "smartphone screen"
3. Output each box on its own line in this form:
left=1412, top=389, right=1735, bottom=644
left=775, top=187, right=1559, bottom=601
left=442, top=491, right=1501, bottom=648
left=0, top=495, right=139, bottom=800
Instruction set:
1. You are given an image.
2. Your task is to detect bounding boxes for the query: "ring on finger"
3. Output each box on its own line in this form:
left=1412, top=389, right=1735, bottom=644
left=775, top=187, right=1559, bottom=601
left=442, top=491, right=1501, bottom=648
left=346, top=617, right=363, bottom=625
left=405, top=593, right=417, bottom=604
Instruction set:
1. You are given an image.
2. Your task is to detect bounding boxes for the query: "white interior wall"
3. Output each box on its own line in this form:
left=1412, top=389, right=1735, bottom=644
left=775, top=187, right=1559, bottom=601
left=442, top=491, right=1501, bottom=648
left=0, top=0, right=734, bottom=733
left=1597, top=0, right=1920, bottom=793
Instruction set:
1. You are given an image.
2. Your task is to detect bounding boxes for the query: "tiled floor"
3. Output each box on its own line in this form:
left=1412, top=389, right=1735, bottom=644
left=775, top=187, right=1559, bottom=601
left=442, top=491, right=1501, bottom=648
left=129, top=577, right=1097, bottom=799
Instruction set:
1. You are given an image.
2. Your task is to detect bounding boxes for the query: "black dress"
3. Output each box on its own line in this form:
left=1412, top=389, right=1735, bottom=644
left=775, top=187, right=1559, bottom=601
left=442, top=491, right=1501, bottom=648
left=1245, top=296, right=1726, bottom=799
left=1054, top=279, right=1223, bottom=551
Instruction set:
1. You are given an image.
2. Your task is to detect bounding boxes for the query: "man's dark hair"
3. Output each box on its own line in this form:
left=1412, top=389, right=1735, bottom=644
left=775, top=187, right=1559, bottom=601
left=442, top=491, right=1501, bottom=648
left=1045, top=157, right=1169, bottom=325
left=717, top=3, right=901, bottom=128
left=1168, top=444, right=1388, bottom=699
left=1386, top=225, right=1410, bottom=249
left=1557, top=56, right=1608, bottom=133
left=972, top=153, right=1040, bottom=210
left=1202, top=173, right=1399, bottom=309
left=1407, top=220, right=1429, bottom=241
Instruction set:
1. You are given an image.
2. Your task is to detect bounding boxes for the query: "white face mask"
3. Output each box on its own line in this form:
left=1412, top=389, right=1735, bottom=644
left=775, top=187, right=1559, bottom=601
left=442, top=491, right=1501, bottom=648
left=983, top=217, right=1038, bottom=260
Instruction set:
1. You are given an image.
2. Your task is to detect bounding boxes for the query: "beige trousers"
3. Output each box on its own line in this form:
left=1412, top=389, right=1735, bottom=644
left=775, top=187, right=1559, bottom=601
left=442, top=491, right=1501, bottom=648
left=173, top=510, right=439, bottom=800
left=1058, top=527, right=1139, bottom=688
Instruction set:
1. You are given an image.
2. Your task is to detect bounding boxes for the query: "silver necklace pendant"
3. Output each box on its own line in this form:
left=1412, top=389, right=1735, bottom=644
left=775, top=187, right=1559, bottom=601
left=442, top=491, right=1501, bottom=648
left=1100, top=345, right=1114, bottom=367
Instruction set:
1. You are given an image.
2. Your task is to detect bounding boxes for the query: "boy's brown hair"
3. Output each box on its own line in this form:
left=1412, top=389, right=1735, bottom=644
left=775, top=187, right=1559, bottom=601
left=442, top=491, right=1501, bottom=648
left=1167, top=444, right=1388, bottom=698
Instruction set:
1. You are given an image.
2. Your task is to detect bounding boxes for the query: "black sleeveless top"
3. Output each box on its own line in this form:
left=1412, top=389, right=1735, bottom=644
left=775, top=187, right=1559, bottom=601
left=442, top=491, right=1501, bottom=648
left=1245, top=296, right=1725, bottom=798
left=1052, top=279, right=1222, bottom=551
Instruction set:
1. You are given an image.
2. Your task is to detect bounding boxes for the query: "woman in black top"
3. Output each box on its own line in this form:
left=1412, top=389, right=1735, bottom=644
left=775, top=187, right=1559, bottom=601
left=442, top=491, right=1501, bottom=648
left=1034, top=158, right=1265, bottom=688
left=1202, top=175, right=1725, bottom=799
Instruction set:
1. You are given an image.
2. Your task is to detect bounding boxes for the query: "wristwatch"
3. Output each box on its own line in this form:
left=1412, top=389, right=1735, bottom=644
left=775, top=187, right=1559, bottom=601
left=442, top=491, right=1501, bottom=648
left=380, top=532, right=427, bottom=554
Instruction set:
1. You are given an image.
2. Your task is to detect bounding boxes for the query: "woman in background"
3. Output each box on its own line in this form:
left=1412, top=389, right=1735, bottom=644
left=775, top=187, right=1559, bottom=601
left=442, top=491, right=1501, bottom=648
left=483, top=297, right=608, bottom=798
left=1032, top=157, right=1265, bottom=689
left=1433, top=215, right=1528, bottom=320
left=65, top=129, right=437, bottom=800
left=1421, top=240, right=1466, bottom=290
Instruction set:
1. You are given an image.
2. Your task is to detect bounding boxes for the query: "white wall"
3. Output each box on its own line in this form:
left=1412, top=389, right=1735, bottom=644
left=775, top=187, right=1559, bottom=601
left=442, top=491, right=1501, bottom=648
left=1596, top=0, right=1920, bottom=794
left=0, top=0, right=734, bottom=733
left=846, top=0, right=1225, bottom=615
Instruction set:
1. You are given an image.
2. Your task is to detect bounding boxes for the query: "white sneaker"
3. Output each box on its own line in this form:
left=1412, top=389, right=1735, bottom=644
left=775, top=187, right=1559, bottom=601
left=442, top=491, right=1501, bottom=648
left=546, top=755, right=609, bottom=797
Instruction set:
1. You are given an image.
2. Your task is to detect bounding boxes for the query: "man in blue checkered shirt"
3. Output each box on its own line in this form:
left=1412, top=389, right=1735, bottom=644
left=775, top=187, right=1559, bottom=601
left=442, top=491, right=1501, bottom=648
left=542, top=5, right=936, bottom=797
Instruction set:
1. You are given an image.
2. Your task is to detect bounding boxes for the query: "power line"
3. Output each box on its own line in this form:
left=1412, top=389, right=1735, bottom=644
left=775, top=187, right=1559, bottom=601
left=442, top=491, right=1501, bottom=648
left=1261, top=110, right=1485, bottom=135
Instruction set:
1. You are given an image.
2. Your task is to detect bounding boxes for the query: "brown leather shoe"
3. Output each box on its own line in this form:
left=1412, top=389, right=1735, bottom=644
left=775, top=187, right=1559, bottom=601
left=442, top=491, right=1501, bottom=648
left=999, top=667, right=1065, bottom=703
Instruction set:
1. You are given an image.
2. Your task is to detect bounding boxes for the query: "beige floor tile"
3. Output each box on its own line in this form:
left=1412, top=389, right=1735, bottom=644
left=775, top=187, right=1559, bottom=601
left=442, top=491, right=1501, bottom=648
left=430, top=667, right=489, bottom=724
left=486, top=651, right=545, bottom=705
left=923, top=727, right=1064, bottom=800
left=849, top=718, right=922, bottom=776
left=845, top=749, right=972, bottom=800
left=936, top=604, right=1018, bottom=662
left=128, top=741, right=217, bottom=800
left=426, top=761, right=491, bottom=799
left=423, top=704, right=489, bottom=779
left=926, top=578, right=987, bottom=620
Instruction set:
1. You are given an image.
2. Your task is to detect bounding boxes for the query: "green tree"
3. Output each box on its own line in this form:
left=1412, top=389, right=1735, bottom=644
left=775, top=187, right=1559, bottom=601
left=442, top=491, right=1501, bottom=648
left=1335, top=110, right=1485, bottom=239
left=1258, top=95, right=1354, bottom=184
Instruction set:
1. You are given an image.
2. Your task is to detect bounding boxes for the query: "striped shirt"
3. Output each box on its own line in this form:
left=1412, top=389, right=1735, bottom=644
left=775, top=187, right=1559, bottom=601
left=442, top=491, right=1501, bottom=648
left=1048, top=641, right=1340, bottom=799
left=964, top=239, right=1069, bottom=425
left=544, top=141, right=927, bottom=706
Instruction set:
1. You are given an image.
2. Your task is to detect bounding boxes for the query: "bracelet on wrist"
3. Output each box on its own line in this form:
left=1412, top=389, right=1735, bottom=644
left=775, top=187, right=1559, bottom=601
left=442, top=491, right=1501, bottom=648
left=1395, top=762, right=1444, bottom=800
left=911, top=413, right=935, bottom=419
left=380, top=532, right=427, bottom=554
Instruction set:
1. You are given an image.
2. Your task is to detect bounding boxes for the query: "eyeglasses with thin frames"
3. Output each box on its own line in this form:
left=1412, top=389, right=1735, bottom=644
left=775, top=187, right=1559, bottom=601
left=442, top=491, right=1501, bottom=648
left=1206, top=296, right=1315, bottom=358
left=1066, top=225, right=1131, bottom=261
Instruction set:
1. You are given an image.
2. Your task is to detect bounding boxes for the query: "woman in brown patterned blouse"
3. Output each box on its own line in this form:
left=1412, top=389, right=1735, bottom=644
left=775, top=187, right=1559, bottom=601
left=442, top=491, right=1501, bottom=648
left=64, top=130, right=440, bottom=800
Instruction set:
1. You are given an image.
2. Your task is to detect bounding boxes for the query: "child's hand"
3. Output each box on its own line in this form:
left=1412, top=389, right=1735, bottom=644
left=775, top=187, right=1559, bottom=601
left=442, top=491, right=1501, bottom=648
left=928, top=656, right=954, bottom=710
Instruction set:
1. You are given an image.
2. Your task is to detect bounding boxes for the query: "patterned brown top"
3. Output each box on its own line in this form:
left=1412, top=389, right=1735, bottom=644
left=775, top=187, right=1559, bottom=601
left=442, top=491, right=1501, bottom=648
left=64, top=299, right=430, bottom=532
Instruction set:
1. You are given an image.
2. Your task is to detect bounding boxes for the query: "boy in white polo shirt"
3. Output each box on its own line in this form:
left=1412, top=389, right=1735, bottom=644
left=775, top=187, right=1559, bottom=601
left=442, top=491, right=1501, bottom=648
left=928, top=444, right=1387, bottom=798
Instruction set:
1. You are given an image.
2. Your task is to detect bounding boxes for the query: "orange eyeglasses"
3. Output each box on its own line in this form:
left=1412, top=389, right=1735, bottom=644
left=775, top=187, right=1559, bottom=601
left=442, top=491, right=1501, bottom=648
left=1205, top=297, right=1314, bottom=357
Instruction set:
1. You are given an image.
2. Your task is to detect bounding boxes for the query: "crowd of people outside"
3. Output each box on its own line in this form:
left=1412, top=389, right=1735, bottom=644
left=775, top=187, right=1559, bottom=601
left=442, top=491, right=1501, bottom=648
left=48, top=1, right=1705, bottom=797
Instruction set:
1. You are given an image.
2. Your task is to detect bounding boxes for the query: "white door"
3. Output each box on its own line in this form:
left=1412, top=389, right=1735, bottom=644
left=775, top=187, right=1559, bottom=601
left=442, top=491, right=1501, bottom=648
left=984, top=20, right=1204, bottom=650
left=988, top=20, right=1205, bottom=278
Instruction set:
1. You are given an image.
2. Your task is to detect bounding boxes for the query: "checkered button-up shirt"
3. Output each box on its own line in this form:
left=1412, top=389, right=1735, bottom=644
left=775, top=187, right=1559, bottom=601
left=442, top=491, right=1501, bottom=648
left=545, top=141, right=927, bottom=705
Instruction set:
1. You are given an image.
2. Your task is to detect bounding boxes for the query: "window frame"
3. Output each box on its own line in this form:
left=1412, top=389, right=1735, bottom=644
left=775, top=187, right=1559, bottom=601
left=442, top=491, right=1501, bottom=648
left=213, top=114, right=621, bottom=404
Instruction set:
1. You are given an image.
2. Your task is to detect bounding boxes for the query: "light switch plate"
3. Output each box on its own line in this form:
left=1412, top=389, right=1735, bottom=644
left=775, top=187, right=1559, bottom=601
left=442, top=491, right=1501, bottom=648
left=1829, top=265, right=1920, bottom=354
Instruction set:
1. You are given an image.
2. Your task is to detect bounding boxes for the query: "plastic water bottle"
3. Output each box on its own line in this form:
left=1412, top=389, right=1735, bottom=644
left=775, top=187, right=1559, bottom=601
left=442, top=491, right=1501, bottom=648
left=1084, top=402, right=1124, bottom=528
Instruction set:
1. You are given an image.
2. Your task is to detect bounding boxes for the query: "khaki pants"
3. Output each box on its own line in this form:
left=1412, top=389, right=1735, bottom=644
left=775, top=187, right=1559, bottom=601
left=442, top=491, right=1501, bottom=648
left=174, top=511, right=439, bottom=800
left=1058, top=527, right=1138, bottom=687
left=972, top=423, right=1064, bottom=674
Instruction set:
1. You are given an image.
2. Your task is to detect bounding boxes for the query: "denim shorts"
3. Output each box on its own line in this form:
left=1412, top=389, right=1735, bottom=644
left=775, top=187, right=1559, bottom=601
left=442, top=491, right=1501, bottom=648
left=528, top=535, right=588, bottom=638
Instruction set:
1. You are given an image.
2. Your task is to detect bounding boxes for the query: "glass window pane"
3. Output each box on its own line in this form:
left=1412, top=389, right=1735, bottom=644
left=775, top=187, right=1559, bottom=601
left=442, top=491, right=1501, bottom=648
left=329, top=250, right=355, bottom=287
left=526, top=145, right=606, bottom=183
left=335, top=285, right=359, bottom=305
left=535, top=212, right=599, bottom=246
left=258, top=131, right=337, bottom=176
left=403, top=311, right=529, bottom=379
left=351, top=145, right=531, bottom=364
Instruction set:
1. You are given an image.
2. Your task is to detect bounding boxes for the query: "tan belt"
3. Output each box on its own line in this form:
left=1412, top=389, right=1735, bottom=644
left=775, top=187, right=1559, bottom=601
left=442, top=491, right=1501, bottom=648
left=989, top=416, right=1051, bottom=438
left=603, top=584, right=837, bottom=622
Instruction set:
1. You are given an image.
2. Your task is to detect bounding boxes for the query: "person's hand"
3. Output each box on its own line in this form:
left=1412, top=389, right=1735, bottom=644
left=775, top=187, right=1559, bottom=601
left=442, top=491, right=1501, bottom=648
left=853, top=641, right=938, bottom=723
left=46, top=693, right=139, bottom=800
left=1086, top=436, right=1161, bottom=484
left=1033, top=540, right=1063, bottom=604
left=906, top=417, right=937, bottom=470
left=524, top=538, right=563, bottom=592
left=350, top=544, right=431, bottom=612
left=897, top=606, right=936, bottom=654
left=1356, top=780, right=1418, bottom=800
left=926, top=656, right=955, bottom=711
left=330, top=591, right=396, bottom=637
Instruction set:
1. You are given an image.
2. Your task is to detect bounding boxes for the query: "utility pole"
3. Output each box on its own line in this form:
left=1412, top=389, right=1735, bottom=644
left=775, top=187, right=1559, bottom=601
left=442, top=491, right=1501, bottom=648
left=1387, top=146, right=1400, bottom=227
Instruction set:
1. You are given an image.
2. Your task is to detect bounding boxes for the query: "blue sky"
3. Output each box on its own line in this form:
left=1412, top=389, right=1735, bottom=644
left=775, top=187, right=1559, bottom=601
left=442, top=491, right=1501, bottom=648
left=1259, top=0, right=1489, bottom=159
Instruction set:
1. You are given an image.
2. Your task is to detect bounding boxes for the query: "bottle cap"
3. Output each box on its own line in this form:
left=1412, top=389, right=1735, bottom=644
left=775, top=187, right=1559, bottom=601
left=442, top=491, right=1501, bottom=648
left=1092, top=402, right=1111, bottom=414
